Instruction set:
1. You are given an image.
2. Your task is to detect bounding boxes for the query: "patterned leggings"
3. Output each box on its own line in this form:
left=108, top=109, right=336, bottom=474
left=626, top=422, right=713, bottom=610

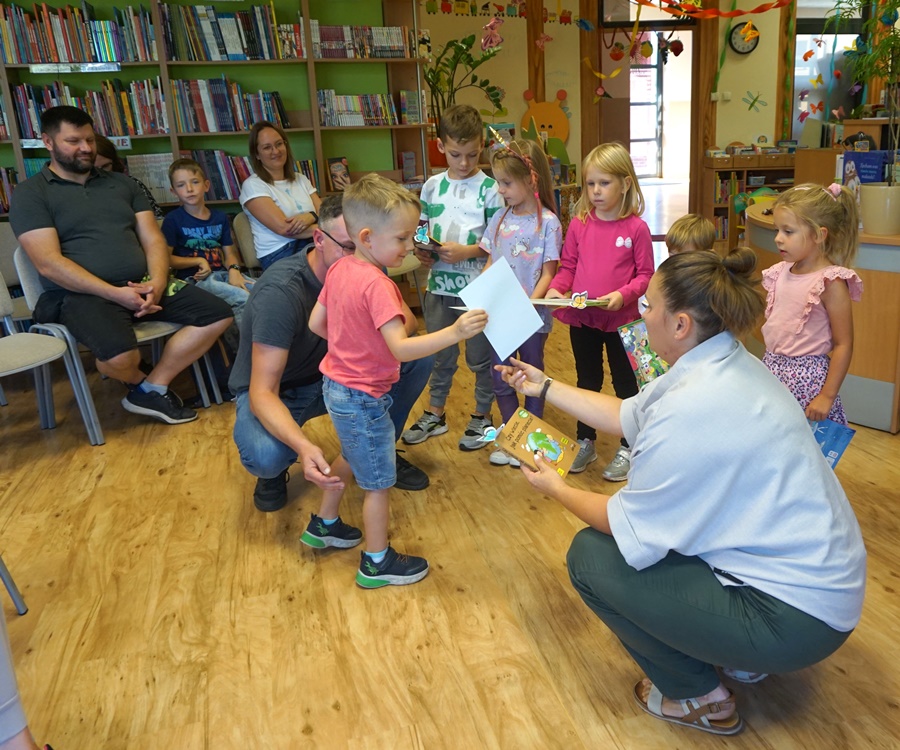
left=763, top=351, right=848, bottom=425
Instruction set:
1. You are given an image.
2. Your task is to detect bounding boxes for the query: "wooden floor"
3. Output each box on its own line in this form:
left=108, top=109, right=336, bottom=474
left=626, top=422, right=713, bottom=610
left=1, top=322, right=899, bottom=750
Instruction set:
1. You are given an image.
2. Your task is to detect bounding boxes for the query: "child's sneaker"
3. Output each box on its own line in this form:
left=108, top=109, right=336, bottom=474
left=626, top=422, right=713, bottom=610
left=489, top=449, right=520, bottom=467
left=300, top=514, right=363, bottom=549
left=356, top=546, right=429, bottom=588
left=401, top=410, right=448, bottom=445
left=602, top=446, right=631, bottom=482
left=569, top=439, right=597, bottom=474
left=458, top=414, right=493, bottom=451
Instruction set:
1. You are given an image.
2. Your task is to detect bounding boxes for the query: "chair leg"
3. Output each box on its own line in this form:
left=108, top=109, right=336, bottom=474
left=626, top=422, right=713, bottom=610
left=33, top=363, right=56, bottom=430
left=411, top=268, right=426, bottom=313
left=61, top=348, right=106, bottom=446
left=202, top=352, right=223, bottom=405
left=0, top=555, right=27, bottom=616
left=34, top=323, right=105, bottom=446
left=0, top=381, right=6, bottom=406
left=191, top=361, right=211, bottom=408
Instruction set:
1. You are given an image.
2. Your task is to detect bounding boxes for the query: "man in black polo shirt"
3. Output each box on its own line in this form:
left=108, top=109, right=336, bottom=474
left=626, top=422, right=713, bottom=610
left=10, top=106, right=233, bottom=424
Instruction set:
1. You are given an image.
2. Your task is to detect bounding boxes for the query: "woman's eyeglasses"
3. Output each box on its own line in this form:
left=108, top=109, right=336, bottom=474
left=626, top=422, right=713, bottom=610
left=318, top=226, right=355, bottom=252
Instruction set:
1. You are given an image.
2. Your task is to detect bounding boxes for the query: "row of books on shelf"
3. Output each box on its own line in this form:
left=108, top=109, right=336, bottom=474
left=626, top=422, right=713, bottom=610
left=399, top=90, right=422, bottom=125
left=160, top=3, right=278, bottom=63
left=169, top=78, right=289, bottom=134
left=713, top=214, right=729, bottom=241
left=11, top=78, right=167, bottom=139
left=317, top=90, right=398, bottom=128
left=124, top=151, right=320, bottom=203
left=0, top=166, right=17, bottom=212
left=311, top=22, right=416, bottom=59
left=713, top=177, right=745, bottom=204
left=0, top=2, right=156, bottom=64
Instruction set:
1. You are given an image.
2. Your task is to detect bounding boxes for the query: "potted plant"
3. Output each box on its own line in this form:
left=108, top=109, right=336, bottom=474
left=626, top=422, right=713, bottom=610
left=828, top=0, right=900, bottom=234
left=422, top=34, right=505, bottom=166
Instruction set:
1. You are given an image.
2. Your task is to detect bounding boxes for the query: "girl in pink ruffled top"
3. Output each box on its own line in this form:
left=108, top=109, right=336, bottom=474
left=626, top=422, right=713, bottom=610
left=762, top=183, right=863, bottom=425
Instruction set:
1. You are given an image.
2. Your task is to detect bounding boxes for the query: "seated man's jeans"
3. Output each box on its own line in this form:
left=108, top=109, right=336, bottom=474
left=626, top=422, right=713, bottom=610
left=233, top=355, right=433, bottom=479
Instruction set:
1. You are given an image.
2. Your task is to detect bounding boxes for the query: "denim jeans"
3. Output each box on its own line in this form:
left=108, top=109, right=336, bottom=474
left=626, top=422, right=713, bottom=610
left=322, top=377, right=396, bottom=490
left=196, top=270, right=252, bottom=328
left=232, top=355, right=433, bottom=479
left=258, top=239, right=310, bottom=271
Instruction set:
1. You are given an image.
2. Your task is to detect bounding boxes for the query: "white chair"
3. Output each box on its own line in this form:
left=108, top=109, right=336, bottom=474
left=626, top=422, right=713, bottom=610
left=0, top=223, right=32, bottom=330
left=14, top=248, right=222, bottom=426
left=232, top=211, right=261, bottom=273
left=0, top=270, right=104, bottom=447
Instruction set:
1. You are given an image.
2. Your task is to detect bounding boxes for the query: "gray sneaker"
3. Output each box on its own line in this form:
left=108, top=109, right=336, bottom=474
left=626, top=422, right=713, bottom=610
left=401, top=411, right=449, bottom=445
left=489, top=449, right=520, bottom=467
left=602, top=446, right=631, bottom=482
left=569, top=438, right=597, bottom=474
left=458, top=414, right=493, bottom=451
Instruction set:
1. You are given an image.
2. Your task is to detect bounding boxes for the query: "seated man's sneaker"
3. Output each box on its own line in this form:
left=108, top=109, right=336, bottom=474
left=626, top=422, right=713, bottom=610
left=395, top=451, right=429, bottom=491
left=401, top=411, right=448, bottom=445
left=458, top=414, right=492, bottom=451
left=356, top=546, right=429, bottom=588
left=300, top=513, right=362, bottom=549
left=253, top=470, right=289, bottom=512
left=122, top=383, right=197, bottom=424
left=602, top=446, right=631, bottom=482
left=569, top=438, right=597, bottom=474
left=489, top=449, right=520, bottom=467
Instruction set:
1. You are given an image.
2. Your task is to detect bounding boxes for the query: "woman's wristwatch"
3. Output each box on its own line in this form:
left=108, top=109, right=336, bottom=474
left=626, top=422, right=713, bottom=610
left=540, top=377, right=554, bottom=400
left=309, top=211, right=318, bottom=224
left=228, top=264, right=242, bottom=271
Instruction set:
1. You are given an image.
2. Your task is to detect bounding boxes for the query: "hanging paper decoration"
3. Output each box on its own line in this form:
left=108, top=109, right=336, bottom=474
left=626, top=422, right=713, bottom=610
left=576, top=18, right=596, bottom=31
left=803, top=49, right=815, bottom=61
left=610, top=41, right=626, bottom=61
left=740, top=21, right=759, bottom=42
left=482, top=17, right=504, bottom=50
left=633, top=0, right=792, bottom=19
left=809, top=101, right=824, bottom=114
left=798, top=110, right=811, bottom=123
left=640, top=40, right=653, bottom=58
left=848, top=81, right=863, bottom=95
left=810, top=73, right=824, bottom=88
left=813, top=37, right=825, bottom=47
left=832, top=106, right=845, bottom=120
left=536, top=33, right=553, bottom=50
left=881, top=8, right=899, bottom=26
left=798, top=88, right=810, bottom=100
left=834, top=69, right=842, bottom=79
left=742, top=90, right=767, bottom=112
left=669, top=38, right=684, bottom=56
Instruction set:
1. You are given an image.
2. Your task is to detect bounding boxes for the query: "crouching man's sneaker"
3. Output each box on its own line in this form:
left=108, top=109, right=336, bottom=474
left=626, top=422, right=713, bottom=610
left=253, top=470, right=289, bottom=512
left=395, top=451, right=429, bottom=491
left=122, top=383, right=197, bottom=424
left=300, top=513, right=362, bottom=549
left=602, top=446, right=631, bottom=482
left=356, top=546, right=429, bottom=588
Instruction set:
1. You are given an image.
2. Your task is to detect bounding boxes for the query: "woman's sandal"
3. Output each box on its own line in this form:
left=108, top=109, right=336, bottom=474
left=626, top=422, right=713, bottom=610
left=633, top=680, right=744, bottom=736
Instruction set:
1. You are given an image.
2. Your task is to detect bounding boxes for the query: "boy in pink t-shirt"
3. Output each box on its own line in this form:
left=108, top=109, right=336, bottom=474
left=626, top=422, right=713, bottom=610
left=309, top=174, right=487, bottom=589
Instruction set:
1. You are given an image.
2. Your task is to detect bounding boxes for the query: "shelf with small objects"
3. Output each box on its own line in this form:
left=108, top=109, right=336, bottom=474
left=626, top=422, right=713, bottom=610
left=701, top=152, right=795, bottom=251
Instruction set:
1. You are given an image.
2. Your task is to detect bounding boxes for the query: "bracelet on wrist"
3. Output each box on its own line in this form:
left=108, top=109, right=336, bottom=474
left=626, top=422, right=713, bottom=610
left=539, top=377, right=553, bottom=401
left=228, top=264, right=242, bottom=271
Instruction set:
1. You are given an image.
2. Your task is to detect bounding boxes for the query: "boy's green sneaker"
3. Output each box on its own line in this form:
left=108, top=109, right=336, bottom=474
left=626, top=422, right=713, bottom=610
left=300, top=514, right=362, bottom=549
left=356, top=546, right=429, bottom=588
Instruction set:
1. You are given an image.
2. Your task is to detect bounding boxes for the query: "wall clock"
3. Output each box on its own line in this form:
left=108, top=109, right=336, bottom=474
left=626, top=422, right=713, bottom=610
left=729, top=24, right=760, bottom=55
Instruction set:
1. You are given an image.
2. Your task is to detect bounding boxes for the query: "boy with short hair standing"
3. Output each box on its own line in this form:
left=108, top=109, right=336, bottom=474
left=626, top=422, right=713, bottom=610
left=404, top=104, right=504, bottom=450
left=665, top=213, right=716, bottom=256
left=162, top=158, right=255, bottom=329
left=309, top=174, right=487, bottom=588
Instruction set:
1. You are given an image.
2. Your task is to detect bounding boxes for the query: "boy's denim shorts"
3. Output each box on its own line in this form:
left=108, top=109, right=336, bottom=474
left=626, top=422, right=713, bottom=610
left=322, top=376, right=396, bottom=491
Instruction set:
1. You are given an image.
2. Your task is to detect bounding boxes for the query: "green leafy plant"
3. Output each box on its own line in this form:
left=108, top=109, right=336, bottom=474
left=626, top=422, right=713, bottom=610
left=423, top=35, right=505, bottom=127
left=828, top=0, right=900, bottom=183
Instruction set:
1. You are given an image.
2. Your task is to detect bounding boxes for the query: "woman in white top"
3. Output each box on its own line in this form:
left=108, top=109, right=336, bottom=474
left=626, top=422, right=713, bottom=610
left=239, top=121, right=322, bottom=270
left=497, top=247, right=866, bottom=737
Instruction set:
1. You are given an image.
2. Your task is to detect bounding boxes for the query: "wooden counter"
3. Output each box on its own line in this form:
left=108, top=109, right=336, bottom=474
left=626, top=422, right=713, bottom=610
left=745, top=203, right=900, bottom=432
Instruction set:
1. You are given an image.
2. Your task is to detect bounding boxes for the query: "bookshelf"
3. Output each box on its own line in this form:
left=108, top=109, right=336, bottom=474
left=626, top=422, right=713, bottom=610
left=0, top=0, right=428, bottom=214
left=701, top=154, right=795, bottom=252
